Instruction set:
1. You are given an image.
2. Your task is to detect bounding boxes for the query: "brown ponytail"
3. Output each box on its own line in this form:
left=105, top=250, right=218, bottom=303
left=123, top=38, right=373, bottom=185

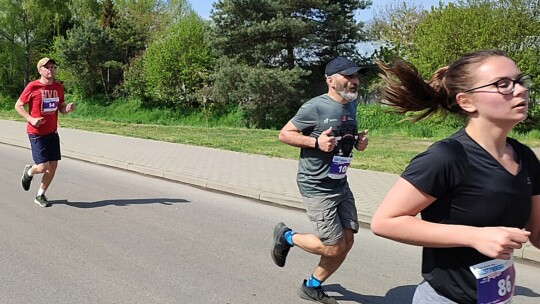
left=377, top=50, right=508, bottom=122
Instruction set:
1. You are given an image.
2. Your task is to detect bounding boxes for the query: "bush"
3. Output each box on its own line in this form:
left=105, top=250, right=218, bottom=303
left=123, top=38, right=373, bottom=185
left=357, top=104, right=465, bottom=139
left=142, top=13, right=214, bottom=111
left=208, top=58, right=309, bottom=129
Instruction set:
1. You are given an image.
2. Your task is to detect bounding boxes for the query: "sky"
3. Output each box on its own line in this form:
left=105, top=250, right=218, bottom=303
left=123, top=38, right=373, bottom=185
left=190, top=0, right=451, bottom=21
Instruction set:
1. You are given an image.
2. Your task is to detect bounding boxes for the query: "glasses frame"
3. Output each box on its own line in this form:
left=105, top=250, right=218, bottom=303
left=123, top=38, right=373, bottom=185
left=464, top=74, right=533, bottom=95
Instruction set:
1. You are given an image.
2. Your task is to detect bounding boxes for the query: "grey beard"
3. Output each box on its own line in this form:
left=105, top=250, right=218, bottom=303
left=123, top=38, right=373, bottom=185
left=338, top=90, right=358, bottom=102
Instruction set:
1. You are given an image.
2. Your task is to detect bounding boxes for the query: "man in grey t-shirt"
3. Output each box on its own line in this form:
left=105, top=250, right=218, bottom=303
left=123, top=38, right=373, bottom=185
left=271, top=56, right=369, bottom=304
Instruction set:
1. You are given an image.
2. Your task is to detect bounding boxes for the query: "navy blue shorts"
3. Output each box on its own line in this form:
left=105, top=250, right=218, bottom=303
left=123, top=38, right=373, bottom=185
left=29, top=132, right=61, bottom=164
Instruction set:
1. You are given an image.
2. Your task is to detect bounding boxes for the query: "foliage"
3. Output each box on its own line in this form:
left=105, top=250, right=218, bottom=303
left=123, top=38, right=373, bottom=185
left=368, top=0, right=426, bottom=60
left=208, top=57, right=309, bottom=128
left=406, top=1, right=540, bottom=77
left=52, top=0, right=194, bottom=99
left=208, top=0, right=373, bottom=127
left=0, top=0, right=71, bottom=90
left=2, top=0, right=539, bottom=133
left=142, top=13, right=214, bottom=111
left=211, top=0, right=372, bottom=68
left=409, top=0, right=540, bottom=130
left=0, top=42, right=25, bottom=96
left=47, top=94, right=245, bottom=128
left=53, top=17, right=116, bottom=96
left=7, top=100, right=538, bottom=174
left=368, top=0, right=540, bottom=131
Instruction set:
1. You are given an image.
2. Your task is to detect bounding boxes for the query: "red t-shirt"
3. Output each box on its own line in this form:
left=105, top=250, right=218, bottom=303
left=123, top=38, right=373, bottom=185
left=18, top=80, right=64, bottom=135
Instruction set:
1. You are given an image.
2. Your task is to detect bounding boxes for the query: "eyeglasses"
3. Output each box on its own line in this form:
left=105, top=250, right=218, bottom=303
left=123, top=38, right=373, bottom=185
left=464, top=74, right=533, bottom=95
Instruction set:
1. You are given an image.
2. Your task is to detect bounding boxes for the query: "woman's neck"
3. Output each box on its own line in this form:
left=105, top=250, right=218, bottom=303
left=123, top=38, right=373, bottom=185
left=465, top=123, right=509, bottom=156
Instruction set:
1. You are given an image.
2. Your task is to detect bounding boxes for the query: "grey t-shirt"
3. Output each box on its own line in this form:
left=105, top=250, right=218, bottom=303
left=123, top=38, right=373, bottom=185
left=291, top=94, right=359, bottom=196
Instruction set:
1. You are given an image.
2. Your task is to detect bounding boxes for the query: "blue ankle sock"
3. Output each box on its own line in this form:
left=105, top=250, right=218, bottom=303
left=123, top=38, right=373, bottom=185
left=284, top=230, right=295, bottom=246
left=306, top=275, right=322, bottom=288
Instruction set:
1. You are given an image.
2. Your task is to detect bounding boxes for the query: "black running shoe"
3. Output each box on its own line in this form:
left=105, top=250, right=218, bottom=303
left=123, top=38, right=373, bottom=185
left=271, top=222, right=292, bottom=267
left=21, top=165, right=33, bottom=191
left=297, top=280, right=338, bottom=304
left=34, top=194, right=51, bottom=207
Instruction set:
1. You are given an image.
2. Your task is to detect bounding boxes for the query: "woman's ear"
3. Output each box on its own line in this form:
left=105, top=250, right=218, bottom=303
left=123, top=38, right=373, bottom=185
left=456, top=92, right=477, bottom=113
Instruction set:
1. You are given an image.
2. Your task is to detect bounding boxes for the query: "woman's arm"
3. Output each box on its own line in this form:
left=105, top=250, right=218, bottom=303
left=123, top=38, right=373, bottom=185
left=526, top=195, right=540, bottom=248
left=371, top=177, right=530, bottom=259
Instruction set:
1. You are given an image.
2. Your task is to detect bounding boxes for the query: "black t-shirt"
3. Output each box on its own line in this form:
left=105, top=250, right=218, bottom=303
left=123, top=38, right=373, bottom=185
left=401, top=129, right=540, bottom=303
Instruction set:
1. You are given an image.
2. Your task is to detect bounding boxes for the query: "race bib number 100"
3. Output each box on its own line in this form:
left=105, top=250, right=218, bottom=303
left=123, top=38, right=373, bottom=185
left=328, top=156, right=352, bottom=179
left=470, top=258, right=516, bottom=304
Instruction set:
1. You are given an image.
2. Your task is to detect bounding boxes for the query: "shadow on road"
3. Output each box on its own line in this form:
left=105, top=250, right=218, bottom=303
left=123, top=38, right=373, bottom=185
left=515, top=285, right=540, bottom=298
left=324, top=284, right=540, bottom=303
left=51, top=198, right=190, bottom=208
left=325, top=283, right=416, bottom=303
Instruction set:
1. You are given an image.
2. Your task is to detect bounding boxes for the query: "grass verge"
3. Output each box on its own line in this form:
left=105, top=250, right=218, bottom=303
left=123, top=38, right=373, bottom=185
left=1, top=109, right=538, bottom=175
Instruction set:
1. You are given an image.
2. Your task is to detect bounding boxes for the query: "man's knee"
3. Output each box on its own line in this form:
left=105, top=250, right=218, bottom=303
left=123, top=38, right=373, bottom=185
left=49, top=161, right=58, bottom=171
left=322, top=238, right=349, bottom=257
left=34, top=162, right=51, bottom=173
left=345, top=237, right=354, bottom=252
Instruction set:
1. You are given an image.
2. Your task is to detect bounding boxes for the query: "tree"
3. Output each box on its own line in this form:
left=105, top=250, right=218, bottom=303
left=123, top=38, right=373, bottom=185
left=407, top=1, right=540, bottom=77
left=53, top=0, right=194, bottom=98
left=142, top=13, right=214, bottom=110
left=310, top=0, right=372, bottom=64
left=211, top=0, right=372, bottom=68
left=100, top=0, right=117, bottom=29
left=399, top=0, right=540, bottom=131
left=208, top=58, right=308, bottom=128
left=368, top=1, right=426, bottom=60
left=54, top=17, right=115, bottom=96
left=209, top=0, right=372, bottom=127
left=0, top=0, right=70, bottom=89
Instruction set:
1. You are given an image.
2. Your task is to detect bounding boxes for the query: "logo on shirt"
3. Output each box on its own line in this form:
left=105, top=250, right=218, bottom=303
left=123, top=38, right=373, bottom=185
left=323, top=118, right=338, bottom=124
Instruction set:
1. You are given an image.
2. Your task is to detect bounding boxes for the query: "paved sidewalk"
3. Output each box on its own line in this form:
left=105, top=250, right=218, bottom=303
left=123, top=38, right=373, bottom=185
left=1, top=119, right=539, bottom=263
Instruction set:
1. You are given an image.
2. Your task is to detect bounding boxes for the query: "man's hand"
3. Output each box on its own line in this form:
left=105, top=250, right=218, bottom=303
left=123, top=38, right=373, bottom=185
left=317, top=127, right=336, bottom=152
left=356, top=129, right=369, bottom=151
left=65, top=102, right=75, bottom=113
left=29, top=117, right=46, bottom=128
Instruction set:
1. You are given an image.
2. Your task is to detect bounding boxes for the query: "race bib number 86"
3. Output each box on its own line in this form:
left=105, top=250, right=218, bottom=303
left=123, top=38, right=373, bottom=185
left=470, top=258, right=516, bottom=304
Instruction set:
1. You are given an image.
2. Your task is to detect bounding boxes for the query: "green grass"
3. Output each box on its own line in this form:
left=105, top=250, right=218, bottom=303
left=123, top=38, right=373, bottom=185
left=1, top=99, right=539, bottom=175
left=0, top=112, right=488, bottom=175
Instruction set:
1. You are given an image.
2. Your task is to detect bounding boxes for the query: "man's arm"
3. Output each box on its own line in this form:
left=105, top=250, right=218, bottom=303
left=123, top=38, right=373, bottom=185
left=59, top=102, right=75, bottom=114
left=278, top=121, right=316, bottom=148
left=15, top=99, right=32, bottom=121
left=278, top=121, right=336, bottom=152
left=15, top=99, right=44, bottom=127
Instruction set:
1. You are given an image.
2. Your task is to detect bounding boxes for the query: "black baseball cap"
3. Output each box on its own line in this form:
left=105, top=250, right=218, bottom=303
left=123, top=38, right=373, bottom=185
left=325, top=56, right=366, bottom=77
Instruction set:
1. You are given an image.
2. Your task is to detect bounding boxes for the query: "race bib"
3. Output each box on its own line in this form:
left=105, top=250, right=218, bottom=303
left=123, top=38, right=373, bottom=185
left=470, top=258, right=516, bottom=304
left=328, top=156, right=352, bottom=179
left=42, top=97, right=59, bottom=114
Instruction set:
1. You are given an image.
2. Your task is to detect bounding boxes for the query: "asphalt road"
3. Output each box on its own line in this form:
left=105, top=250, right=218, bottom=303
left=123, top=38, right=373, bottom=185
left=2, top=143, right=539, bottom=304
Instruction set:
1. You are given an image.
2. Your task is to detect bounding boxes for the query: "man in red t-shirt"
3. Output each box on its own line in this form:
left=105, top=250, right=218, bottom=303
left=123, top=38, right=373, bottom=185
left=15, top=57, right=75, bottom=207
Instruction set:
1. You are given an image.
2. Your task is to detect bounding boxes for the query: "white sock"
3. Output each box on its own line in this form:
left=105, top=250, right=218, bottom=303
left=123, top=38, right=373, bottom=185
left=27, top=167, right=33, bottom=176
left=37, top=188, right=45, bottom=196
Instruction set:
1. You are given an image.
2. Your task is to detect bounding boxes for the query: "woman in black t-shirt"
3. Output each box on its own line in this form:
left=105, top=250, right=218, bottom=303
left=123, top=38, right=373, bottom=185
left=371, top=50, right=540, bottom=304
